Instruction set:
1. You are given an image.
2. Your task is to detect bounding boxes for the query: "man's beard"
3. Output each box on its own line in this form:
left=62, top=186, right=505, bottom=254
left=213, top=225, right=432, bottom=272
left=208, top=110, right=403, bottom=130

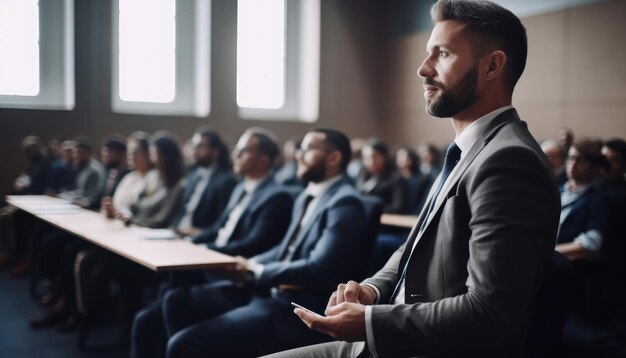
left=425, top=64, right=478, bottom=118
left=298, top=161, right=325, bottom=183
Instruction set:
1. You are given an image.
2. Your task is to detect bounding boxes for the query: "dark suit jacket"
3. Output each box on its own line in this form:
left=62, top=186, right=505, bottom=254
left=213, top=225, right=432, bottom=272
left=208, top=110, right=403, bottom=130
left=253, top=175, right=368, bottom=294
left=192, top=176, right=293, bottom=257
left=556, top=185, right=608, bottom=245
left=357, top=173, right=407, bottom=214
left=172, top=167, right=238, bottom=229
left=363, top=109, right=560, bottom=357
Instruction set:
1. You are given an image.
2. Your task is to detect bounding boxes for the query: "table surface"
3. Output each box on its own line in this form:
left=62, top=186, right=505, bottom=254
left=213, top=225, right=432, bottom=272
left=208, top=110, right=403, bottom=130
left=6, top=195, right=236, bottom=272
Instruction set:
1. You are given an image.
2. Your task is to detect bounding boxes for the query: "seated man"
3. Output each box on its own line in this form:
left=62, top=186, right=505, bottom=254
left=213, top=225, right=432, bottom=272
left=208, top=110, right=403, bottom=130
left=556, top=139, right=610, bottom=260
left=189, top=127, right=294, bottom=256
left=132, top=129, right=369, bottom=358
left=171, top=127, right=238, bottom=237
left=131, top=127, right=294, bottom=357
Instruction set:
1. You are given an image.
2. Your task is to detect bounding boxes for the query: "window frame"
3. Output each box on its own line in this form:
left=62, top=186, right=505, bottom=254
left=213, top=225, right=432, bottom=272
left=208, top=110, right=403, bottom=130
left=111, top=0, right=211, bottom=117
left=0, top=0, right=75, bottom=110
left=237, top=0, right=320, bottom=123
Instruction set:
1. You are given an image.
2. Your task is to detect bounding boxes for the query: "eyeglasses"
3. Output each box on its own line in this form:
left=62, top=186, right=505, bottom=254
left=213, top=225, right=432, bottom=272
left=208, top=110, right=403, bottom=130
left=296, top=145, right=331, bottom=156
left=567, top=155, right=591, bottom=164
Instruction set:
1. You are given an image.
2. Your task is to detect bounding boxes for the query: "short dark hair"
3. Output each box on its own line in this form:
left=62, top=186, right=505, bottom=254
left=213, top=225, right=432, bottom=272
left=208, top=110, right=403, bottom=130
left=73, top=136, right=93, bottom=152
left=194, top=127, right=231, bottom=170
left=310, top=128, right=352, bottom=171
left=431, top=0, right=527, bottom=90
left=103, top=134, right=127, bottom=153
left=128, top=131, right=151, bottom=154
left=244, top=127, right=280, bottom=166
left=604, top=138, right=626, bottom=163
left=572, top=139, right=607, bottom=169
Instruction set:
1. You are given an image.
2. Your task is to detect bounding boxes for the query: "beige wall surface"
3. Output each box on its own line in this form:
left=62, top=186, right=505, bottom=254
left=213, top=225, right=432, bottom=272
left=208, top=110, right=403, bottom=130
left=385, top=0, right=626, bottom=149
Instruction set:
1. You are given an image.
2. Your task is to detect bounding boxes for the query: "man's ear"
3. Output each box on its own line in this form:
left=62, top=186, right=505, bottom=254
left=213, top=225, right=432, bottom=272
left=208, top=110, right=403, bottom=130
left=327, top=150, right=342, bottom=168
left=483, top=50, right=507, bottom=82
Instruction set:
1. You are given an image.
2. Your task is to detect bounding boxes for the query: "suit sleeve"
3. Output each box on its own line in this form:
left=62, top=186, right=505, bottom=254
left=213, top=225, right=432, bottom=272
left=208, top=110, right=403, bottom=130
left=257, top=195, right=367, bottom=288
left=368, top=146, right=558, bottom=357
left=207, top=192, right=293, bottom=257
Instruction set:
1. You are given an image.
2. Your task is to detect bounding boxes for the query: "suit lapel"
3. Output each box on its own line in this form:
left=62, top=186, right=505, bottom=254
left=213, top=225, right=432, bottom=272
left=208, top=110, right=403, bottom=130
left=399, top=109, right=521, bottom=267
left=288, top=177, right=345, bottom=258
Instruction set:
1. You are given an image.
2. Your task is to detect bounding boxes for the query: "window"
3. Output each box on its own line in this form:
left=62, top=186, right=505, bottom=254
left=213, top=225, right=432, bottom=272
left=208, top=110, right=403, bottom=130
left=0, top=0, right=74, bottom=110
left=237, top=0, right=320, bottom=122
left=112, top=0, right=210, bottom=116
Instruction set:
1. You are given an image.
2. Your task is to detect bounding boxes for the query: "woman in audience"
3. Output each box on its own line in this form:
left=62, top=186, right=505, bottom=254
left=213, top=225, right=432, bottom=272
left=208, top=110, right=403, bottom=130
left=555, top=139, right=609, bottom=260
left=114, top=131, right=185, bottom=227
left=101, top=132, right=153, bottom=218
left=66, top=132, right=186, bottom=344
left=394, top=145, right=435, bottom=214
left=357, top=139, right=406, bottom=213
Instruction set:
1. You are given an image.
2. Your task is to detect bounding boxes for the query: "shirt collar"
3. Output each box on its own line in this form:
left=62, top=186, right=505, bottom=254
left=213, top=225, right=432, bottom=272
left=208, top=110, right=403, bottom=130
left=306, top=174, right=343, bottom=198
left=196, top=165, right=215, bottom=180
left=455, top=105, right=513, bottom=154
left=243, top=175, right=267, bottom=194
left=563, top=180, right=591, bottom=195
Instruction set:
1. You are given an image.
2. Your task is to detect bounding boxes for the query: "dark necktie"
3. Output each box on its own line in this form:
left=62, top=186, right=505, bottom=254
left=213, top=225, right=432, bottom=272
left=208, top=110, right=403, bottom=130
left=280, top=194, right=314, bottom=261
left=389, top=142, right=462, bottom=303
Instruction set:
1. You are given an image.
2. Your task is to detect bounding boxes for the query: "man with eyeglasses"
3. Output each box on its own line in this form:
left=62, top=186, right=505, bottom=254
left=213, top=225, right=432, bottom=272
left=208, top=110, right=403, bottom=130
left=154, top=128, right=368, bottom=358
left=556, top=139, right=610, bottom=260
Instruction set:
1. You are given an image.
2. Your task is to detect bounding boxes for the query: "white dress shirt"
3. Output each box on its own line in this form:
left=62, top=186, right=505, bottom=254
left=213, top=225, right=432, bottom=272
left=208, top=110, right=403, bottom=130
left=365, top=105, right=513, bottom=357
left=247, top=174, right=343, bottom=279
left=214, top=177, right=265, bottom=247
left=177, top=166, right=215, bottom=231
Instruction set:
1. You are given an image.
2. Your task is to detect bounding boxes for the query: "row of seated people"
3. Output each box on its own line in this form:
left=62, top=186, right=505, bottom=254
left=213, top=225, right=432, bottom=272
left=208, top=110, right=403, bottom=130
left=0, top=127, right=385, bottom=357
left=1, top=125, right=625, bottom=356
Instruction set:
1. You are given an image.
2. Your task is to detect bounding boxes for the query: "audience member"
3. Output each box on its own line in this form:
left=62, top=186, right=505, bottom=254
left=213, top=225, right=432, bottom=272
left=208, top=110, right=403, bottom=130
left=147, top=128, right=368, bottom=358
left=171, top=127, right=237, bottom=238
left=274, top=137, right=304, bottom=187
left=541, top=139, right=568, bottom=187
left=12, top=136, right=51, bottom=195
left=601, top=138, right=626, bottom=193
left=267, top=1, right=559, bottom=356
left=357, top=139, right=406, bottom=213
left=394, top=145, right=435, bottom=214
left=555, top=139, right=609, bottom=260
left=45, top=140, right=77, bottom=194
left=417, top=143, right=442, bottom=180
left=97, top=134, right=130, bottom=208
left=57, top=136, right=105, bottom=209
left=131, top=127, right=294, bottom=357
left=347, top=137, right=365, bottom=180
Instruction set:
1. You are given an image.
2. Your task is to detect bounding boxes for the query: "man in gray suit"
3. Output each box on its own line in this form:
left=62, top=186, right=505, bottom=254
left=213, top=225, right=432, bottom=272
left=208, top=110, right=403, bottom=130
left=267, top=1, right=560, bottom=357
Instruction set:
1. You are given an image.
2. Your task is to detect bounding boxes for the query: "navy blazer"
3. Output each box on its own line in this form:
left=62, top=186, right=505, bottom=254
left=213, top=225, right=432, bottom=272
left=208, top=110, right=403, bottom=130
left=172, top=167, right=238, bottom=229
left=253, top=175, right=368, bottom=291
left=556, top=185, right=609, bottom=245
left=192, top=176, right=293, bottom=257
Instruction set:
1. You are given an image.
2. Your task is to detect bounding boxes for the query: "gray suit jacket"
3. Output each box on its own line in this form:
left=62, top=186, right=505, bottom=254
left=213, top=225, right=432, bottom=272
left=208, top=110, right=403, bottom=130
left=362, top=109, right=560, bottom=357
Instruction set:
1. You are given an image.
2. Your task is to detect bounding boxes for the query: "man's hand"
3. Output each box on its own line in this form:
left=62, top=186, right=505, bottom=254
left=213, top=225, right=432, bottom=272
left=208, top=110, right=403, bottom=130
left=294, top=302, right=366, bottom=342
left=293, top=281, right=376, bottom=342
left=176, top=227, right=201, bottom=237
left=327, top=280, right=377, bottom=309
left=215, top=256, right=248, bottom=284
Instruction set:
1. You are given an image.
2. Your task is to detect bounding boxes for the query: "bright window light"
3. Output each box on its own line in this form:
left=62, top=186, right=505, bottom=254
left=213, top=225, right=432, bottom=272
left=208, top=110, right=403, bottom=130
left=237, top=0, right=285, bottom=109
left=119, top=0, right=175, bottom=103
left=0, top=0, right=39, bottom=96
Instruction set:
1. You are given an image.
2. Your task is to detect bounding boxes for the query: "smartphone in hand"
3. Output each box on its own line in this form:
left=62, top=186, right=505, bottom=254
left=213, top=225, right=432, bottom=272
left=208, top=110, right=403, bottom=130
left=291, top=302, right=323, bottom=317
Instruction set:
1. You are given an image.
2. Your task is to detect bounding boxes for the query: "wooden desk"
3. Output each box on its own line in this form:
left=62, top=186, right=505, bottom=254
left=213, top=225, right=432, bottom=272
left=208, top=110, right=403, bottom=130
left=380, top=213, right=418, bottom=229
left=6, top=195, right=236, bottom=272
